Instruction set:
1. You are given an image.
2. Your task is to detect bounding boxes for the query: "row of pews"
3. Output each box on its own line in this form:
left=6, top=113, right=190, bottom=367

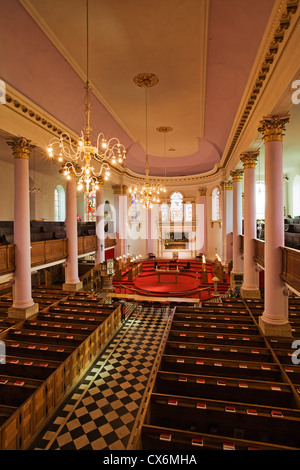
left=140, top=296, right=300, bottom=450
left=0, top=286, right=121, bottom=450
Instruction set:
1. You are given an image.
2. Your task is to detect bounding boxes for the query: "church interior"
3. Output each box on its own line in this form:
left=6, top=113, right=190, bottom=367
left=0, top=0, right=300, bottom=453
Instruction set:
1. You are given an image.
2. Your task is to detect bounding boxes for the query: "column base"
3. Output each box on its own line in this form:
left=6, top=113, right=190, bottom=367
left=241, top=287, right=261, bottom=299
left=63, top=282, right=83, bottom=292
left=259, top=316, right=292, bottom=338
left=8, top=302, right=39, bottom=319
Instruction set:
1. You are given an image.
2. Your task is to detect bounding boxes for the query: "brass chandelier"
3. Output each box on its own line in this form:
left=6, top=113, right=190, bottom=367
left=46, top=0, right=126, bottom=193
left=129, top=73, right=166, bottom=209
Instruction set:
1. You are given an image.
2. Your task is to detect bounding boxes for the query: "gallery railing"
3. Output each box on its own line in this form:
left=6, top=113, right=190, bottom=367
left=0, top=235, right=98, bottom=274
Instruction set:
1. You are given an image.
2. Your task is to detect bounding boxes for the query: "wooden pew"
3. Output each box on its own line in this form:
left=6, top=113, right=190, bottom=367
left=154, top=370, right=294, bottom=408
left=144, top=393, right=300, bottom=448
left=141, top=424, right=299, bottom=450
left=168, top=330, right=266, bottom=347
left=164, top=341, right=273, bottom=363
left=159, top=354, right=283, bottom=382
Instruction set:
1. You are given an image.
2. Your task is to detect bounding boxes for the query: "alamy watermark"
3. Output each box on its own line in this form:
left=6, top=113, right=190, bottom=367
left=291, top=340, right=300, bottom=365
left=0, top=340, right=6, bottom=364
left=291, top=80, right=300, bottom=104
left=0, top=79, right=6, bottom=104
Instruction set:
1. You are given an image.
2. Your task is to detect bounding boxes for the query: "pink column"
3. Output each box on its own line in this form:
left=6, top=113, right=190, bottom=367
left=230, top=169, right=244, bottom=287
left=95, top=183, right=105, bottom=265
left=240, top=152, right=260, bottom=299
left=258, top=115, right=291, bottom=336
left=7, top=138, right=38, bottom=318
left=63, top=177, right=82, bottom=291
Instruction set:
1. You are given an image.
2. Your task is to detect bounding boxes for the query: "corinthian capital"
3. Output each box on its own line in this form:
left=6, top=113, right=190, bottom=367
left=230, top=169, right=244, bottom=182
left=240, top=151, right=259, bottom=169
left=7, top=137, right=34, bottom=160
left=258, top=114, right=290, bottom=143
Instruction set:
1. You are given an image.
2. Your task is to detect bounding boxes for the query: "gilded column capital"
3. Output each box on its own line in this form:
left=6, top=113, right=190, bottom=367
left=112, top=184, right=122, bottom=195
left=198, top=187, right=207, bottom=196
left=240, top=151, right=259, bottom=169
left=230, top=169, right=244, bottom=182
left=113, top=184, right=128, bottom=195
left=225, top=180, right=233, bottom=190
left=7, top=137, right=34, bottom=160
left=258, top=114, right=290, bottom=143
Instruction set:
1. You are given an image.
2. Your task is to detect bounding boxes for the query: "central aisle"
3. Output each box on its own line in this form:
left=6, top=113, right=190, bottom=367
left=29, top=302, right=172, bottom=450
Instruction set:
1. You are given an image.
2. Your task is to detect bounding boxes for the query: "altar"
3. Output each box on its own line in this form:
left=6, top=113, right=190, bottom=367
left=155, top=267, right=180, bottom=283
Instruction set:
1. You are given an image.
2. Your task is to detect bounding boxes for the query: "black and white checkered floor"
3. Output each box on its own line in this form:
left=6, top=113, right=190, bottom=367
left=29, top=303, right=172, bottom=450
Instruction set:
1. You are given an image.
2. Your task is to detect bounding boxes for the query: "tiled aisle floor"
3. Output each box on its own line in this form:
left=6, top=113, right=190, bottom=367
left=29, top=303, right=172, bottom=450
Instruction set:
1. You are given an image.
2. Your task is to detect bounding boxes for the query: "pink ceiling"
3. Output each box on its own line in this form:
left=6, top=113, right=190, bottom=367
left=0, top=0, right=275, bottom=177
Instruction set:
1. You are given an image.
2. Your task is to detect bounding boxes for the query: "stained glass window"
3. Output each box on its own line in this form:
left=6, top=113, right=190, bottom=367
left=170, top=192, right=183, bottom=222
left=212, top=187, right=220, bottom=221
left=87, top=190, right=96, bottom=221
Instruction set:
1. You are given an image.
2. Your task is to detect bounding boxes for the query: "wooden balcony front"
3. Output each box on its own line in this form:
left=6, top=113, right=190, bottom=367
left=0, top=235, right=98, bottom=275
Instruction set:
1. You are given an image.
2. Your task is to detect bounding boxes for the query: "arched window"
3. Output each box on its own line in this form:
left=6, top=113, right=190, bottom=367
left=170, top=192, right=183, bottom=222
left=87, top=190, right=96, bottom=221
left=54, top=185, right=65, bottom=221
left=212, top=187, right=220, bottom=221
left=293, top=175, right=300, bottom=216
left=256, top=182, right=265, bottom=219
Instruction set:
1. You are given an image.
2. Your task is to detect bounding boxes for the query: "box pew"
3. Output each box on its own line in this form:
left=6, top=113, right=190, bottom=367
left=155, top=370, right=294, bottom=408
left=159, top=354, right=283, bottom=382
left=170, top=320, right=259, bottom=335
left=144, top=393, right=300, bottom=448
left=4, top=338, right=73, bottom=362
left=175, top=305, right=249, bottom=316
left=1, top=356, right=59, bottom=381
left=141, top=424, right=299, bottom=450
left=173, top=312, right=254, bottom=325
left=0, top=376, right=43, bottom=407
left=6, top=327, right=86, bottom=349
left=168, top=329, right=266, bottom=347
left=164, top=341, right=272, bottom=363
left=25, top=318, right=96, bottom=336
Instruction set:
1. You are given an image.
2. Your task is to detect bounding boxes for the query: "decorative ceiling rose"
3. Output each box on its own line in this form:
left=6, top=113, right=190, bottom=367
left=156, top=126, right=173, bottom=133
left=46, top=0, right=126, bottom=194
left=133, top=73, right=159, bottom=88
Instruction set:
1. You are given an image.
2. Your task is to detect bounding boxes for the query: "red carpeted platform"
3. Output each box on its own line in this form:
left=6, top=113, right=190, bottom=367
left=113, top=259, right=230, bottom=300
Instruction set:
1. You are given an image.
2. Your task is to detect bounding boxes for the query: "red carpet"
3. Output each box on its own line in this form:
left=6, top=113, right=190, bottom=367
left=134, top=272, right=197, bottom=294
left=113, top=259, right=230, bottom=300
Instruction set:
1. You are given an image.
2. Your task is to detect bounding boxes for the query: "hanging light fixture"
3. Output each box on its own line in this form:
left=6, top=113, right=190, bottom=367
left=157, top=125, right=172, bottom=200
left=129, top=73, right=166, bottom=209
left=46, top=0, right=126, bottom=193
